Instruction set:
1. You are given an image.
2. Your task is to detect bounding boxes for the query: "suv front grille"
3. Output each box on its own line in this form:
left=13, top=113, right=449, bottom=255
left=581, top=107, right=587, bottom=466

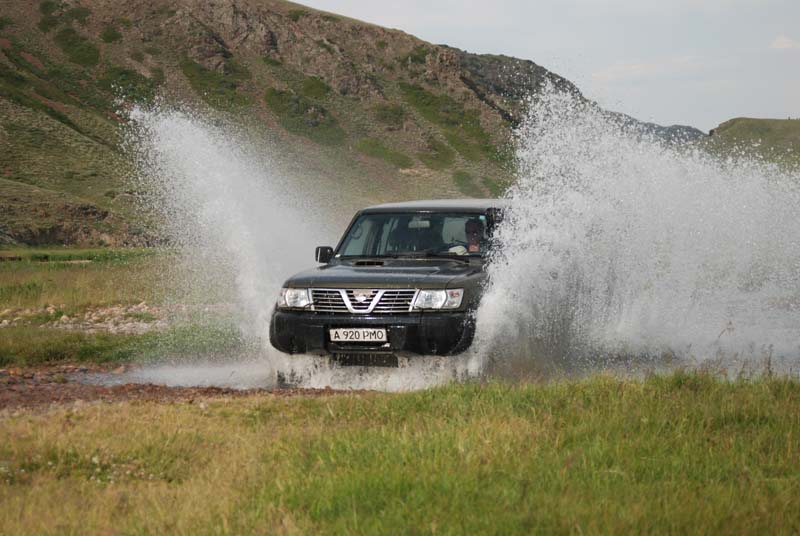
left=311, top=288, right=417, bottom=314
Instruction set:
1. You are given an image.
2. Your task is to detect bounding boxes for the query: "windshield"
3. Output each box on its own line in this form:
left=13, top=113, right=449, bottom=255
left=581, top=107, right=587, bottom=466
left=337, top=212, right=491, bottom=258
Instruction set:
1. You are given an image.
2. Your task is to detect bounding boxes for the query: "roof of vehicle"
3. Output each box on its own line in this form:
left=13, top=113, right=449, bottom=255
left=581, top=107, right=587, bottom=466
left=360, top=198, right=508, bottom=213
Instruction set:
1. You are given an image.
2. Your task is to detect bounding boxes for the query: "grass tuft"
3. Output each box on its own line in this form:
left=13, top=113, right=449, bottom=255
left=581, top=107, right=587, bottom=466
left=0, top=16, right=13, bottom=30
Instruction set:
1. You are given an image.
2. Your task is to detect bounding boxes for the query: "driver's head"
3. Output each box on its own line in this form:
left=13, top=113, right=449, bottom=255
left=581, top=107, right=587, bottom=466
left=465, top=218, right=484, bottom=238
left=465, top=218, right=484, bottom=251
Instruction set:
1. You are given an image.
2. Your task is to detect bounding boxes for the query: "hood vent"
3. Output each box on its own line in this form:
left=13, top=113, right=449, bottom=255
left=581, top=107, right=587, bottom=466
left=354, top=260, right=384, bottom=266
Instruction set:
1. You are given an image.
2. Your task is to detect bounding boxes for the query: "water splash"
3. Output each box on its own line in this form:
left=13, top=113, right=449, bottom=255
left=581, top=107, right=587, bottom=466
left=127, top=105, right=328, bottom=337
left=474, top=87, right=800, bottom=374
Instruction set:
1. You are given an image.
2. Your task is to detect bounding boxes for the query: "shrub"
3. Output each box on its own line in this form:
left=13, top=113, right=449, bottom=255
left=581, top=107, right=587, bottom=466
left=98, top=66, right=157, bottom=102
left=64, top=6, right=91, bottom=24
left=300, top=76, right=330, bottom=99
left=101, top=25, right=122, bottom=43
left=54, top=27, right=99, bottom=67
left=0, top=16, right=13, bottom=30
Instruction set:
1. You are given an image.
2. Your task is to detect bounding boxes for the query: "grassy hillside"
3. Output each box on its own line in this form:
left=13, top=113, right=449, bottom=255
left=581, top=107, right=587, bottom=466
left=0, top=0, right=548, bottom=245
left=2, top=374, right=799, bottom=533
left=707, top=117, right=800, bottom=168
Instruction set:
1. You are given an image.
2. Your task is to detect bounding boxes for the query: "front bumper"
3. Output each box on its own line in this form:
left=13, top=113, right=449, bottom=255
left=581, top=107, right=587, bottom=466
left=269, top=309, right=474, bottom=356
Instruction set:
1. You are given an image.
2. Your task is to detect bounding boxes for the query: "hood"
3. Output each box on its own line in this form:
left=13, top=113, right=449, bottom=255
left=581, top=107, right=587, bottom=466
left=284, top=259, right=482, bottom=289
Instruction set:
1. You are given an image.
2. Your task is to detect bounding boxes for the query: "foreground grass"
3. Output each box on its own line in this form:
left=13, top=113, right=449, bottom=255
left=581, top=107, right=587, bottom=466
left=1, top=374, right=799, bottom=534
left=0, top=248, right=165, bottom=312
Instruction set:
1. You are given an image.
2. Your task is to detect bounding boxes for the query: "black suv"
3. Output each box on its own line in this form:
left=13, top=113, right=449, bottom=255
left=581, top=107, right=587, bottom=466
left=269, top=199, right=504, bottom=366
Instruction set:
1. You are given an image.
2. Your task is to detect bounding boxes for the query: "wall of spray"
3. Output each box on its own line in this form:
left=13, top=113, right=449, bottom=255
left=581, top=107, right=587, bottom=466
left=474, top=87, right=800, bottom=374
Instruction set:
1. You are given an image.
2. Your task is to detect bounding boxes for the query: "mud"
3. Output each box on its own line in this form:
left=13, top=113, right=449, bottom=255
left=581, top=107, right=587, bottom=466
left=0, top=364, right=348, bottom=411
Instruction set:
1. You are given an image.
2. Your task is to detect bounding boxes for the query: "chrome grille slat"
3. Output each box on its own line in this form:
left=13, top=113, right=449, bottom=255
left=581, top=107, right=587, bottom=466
left=311, top=288, right=417, bottom=314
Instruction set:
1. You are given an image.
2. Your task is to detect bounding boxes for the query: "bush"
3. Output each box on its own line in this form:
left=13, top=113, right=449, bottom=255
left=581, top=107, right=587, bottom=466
left=54, top=27, right=99, bottom=67
left=100, top=25, right=122, bottom=43
left=300, top=76, right=330, bottom=99
left=97, top=66, right=157, bottom=102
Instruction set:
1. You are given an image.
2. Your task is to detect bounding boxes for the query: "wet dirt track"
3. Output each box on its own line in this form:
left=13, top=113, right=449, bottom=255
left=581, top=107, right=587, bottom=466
left=0, top=365, right=346, bottom=411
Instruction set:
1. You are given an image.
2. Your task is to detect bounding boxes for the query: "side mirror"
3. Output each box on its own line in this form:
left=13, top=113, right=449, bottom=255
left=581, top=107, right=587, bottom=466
left=315, top=246, right=334, bottom=263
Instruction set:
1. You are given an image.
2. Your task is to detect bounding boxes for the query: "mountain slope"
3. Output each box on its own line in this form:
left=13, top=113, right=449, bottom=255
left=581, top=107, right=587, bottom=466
left=0, top=0, right=703, bottom=245
left=706, top=117, right=800, bottom=167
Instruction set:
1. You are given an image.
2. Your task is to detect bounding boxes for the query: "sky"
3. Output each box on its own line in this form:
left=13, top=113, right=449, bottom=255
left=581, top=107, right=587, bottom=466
left=300, top=0, right=800, bottom=132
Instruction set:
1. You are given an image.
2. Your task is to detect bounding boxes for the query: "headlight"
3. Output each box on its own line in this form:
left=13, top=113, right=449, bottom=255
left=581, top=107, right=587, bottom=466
left=277, top=287, right=312, bottom=309
left=412, top=289, right=464, bottom=310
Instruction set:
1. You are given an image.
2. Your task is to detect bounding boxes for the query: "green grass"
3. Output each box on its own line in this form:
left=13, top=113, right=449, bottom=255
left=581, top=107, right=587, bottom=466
left=1, top=374, right=800, bottom=533
left=356, top=138, right=413, bottom=168
left=97, top=66, right=158, bottom=102
left=0, top=248, right=161, bottom=311
left=399, top=82, right=490, bottom=141
left=54, top=27, right=100, bottom=67
left=452, top=170, right=483, bottom=196
left=100, top=24, right=122, bottom=43
left=180, top=58, right=250, bottom=109
left=265, top=88, right=346, bottom=146
left=262, top=56, right=282, bottom=67
left=417, top=137, right=455, bottom=170
left=0, top=16, right=12, bottom=30
left=705, top=117, right=800, bottom=169
left=300, top=75, right=330, bottom=99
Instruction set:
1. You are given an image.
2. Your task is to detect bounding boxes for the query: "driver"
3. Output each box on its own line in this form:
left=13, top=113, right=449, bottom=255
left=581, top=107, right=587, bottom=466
left=465, top=218, right=484, bottom=253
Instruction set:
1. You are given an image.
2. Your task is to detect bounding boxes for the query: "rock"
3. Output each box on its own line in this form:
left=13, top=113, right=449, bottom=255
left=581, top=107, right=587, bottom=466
left=0, top=320, right=8, bottom=327
left=0, top=308, right=11, bottom=317
left=60, top=315, right=70, bottom=323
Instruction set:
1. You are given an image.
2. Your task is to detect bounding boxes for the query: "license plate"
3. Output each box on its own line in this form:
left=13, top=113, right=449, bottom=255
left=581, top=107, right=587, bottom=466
left=329, top=328, right=387, bottom=342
